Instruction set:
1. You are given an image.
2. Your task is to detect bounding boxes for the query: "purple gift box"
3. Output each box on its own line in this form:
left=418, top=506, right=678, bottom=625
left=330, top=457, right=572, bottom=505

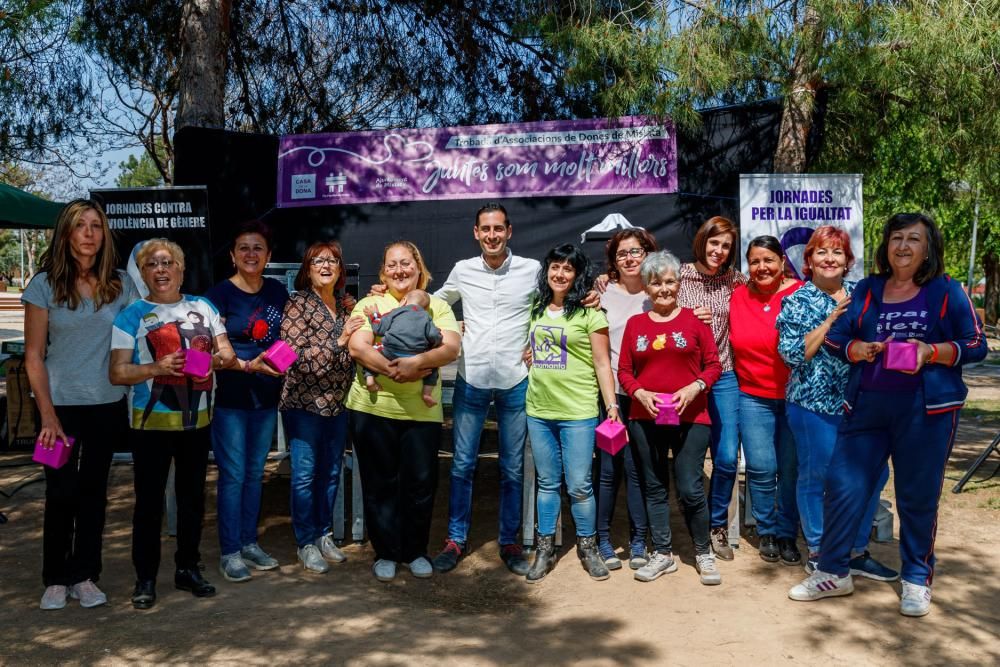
left=596, top=419, right=628, bottom=456
left=263, top=340, right=297, bottom=373
left=33, top=436, right=76, bottom=469
left=883, top=341, right=919, bottom=372
left=182, top=348, right=212, bottom=378
left=655, top=393, right=680, bottom=425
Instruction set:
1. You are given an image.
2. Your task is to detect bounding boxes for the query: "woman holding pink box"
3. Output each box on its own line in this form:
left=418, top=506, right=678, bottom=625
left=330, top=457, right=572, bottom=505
left=24, top=200, right=137, bottom=610
left=617, top=250, right=722, bottom=585
left=789, top=213, right=986, bottom=617
left=110, top=239, right=235, bottom=609
left=205, top=221, right=289, bottom=583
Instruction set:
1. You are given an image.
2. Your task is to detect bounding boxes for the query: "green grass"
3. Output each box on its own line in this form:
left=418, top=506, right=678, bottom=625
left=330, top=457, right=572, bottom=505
left=962, top=399, right=1000, bottom=422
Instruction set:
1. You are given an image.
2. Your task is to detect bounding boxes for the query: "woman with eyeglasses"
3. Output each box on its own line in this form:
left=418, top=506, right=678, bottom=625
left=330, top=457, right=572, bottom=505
left=593, top=228, right=657, bottom=572
left=347, top=241, right=461, bottom=582
left=204, top=220, right=289, bottom=583
left=110, top=239, right=235, bottom=609
left=278, top=241, right=365, bottom=574
left=24, top=200, right=137, bottom=610
left=677, top=216, right=747, bottom=561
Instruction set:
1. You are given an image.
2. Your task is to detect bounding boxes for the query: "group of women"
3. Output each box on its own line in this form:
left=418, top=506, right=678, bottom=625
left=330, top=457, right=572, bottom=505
left=26, top=198, right=983, bottom=617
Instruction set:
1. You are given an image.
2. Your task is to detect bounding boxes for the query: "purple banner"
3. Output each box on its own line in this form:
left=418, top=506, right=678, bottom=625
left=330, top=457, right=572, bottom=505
left=276, top=116, right=677, bottom=207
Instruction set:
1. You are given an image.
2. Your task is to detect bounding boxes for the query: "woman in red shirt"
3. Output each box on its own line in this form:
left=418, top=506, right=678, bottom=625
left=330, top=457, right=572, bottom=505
left=729, top=235, right=803, bottom=565
left=618, top=251, right=723, bottom=585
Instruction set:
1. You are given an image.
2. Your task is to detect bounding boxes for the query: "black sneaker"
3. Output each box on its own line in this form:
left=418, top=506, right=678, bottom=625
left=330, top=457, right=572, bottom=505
left=758, top=535, right=780, bottom=563
left=431, top=539, right=465, bottom=573
left=777, top=537, right=801, bottom=566
left=499, top=543, right=530, bottom=576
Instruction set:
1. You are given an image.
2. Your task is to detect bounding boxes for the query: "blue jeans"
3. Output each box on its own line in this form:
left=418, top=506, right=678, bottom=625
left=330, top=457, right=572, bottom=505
left=446, top=375, right=527, bottom=546
left=527, top=416, right=598, bottom=537
left=595, top=393, right=647, bottom=544
left=738, top=391, right=798, bottom=538
left=281, top=409, right=348, bottom=548
left=212, top=406, right=277, bottom=555
left=707, top=371, right=740, bottom=528
left=786, top=403, right=889, bottom=555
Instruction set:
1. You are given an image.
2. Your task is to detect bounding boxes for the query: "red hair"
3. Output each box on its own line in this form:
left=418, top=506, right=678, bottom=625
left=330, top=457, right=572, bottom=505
left=294, top=241, right=346, bottom=292
left=803, top=226, right=854, bottom=279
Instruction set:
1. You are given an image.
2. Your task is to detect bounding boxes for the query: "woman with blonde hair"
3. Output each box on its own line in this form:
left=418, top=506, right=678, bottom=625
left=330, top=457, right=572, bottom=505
left=24, top=199, right=136, bottom=610
left=347, top=241, right=461, bottom=582
left=111, top=239, right=235, bottom=609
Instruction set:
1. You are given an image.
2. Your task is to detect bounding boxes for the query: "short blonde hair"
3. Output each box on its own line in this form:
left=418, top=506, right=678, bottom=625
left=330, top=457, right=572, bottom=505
left=379, top=241, right=432, bottom=291
left=136, top=238, right=186, bottom=271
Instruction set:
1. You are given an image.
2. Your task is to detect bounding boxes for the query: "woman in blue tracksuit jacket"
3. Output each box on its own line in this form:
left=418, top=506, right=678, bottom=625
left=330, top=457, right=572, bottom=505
left=788, top=212, right=986, bottom=617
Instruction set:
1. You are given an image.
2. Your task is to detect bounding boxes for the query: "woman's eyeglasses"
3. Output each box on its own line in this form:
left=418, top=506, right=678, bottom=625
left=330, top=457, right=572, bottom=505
left=143, top=259, right=176, bottom=270
left=310, top=256, right=341, bottom=267
left=615, top=248, right=647, bottom=260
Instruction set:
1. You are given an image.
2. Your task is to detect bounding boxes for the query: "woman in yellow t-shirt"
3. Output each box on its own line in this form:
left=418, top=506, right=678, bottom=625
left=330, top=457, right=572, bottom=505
left=347, top=241, right=461, bottom=583
left=524, top=244, right=619, bottom=583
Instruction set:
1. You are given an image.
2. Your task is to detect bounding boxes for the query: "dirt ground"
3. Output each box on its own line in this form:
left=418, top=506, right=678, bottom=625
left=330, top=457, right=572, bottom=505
left=2, top=355, right=999, bottom=666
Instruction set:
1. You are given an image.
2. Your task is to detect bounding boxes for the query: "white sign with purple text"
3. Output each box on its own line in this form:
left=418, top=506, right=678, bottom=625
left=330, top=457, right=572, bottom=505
left=739, top=173, right=864, bottom=281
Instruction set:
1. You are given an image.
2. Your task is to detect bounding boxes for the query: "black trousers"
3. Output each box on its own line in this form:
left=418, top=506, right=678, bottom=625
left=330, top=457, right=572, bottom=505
left=629, top=420, right=712, bottom=556
left=42, top=398, right=128, bottom=587
left=131, top=427, right=210, bottom=582
left=348, top=410, right=440, bottom=563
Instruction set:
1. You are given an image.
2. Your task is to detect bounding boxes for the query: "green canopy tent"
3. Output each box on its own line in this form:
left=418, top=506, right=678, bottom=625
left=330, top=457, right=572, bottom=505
left=0, top=182, right=63, bottom=229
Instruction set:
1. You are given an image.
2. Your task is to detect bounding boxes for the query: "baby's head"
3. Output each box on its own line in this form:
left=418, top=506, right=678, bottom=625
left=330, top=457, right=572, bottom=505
left=401, top=289, right=431, bottom=310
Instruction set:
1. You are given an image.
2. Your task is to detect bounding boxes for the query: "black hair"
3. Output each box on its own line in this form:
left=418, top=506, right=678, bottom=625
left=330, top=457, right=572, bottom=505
left=874, top=212, right=944, bottom=285
left=532, top=243, right=592, bottom=320
left=475, top=202, right=509, bottom=227
left=232, top=219, right=274, bottom=251
left=745, top=234, right=784, bottom=260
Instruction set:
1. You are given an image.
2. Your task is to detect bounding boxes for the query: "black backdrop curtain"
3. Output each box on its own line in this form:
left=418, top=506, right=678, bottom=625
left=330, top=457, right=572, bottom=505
left=174, top=100, right=781, bottom=295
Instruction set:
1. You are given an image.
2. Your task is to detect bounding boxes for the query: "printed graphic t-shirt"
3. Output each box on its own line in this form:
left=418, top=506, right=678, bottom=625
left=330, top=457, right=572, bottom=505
left=860, top=290, right=929, bottom=393
left=111, top=296, right=225, bottom=431
left=204, top=277, right=288, bottom=409
left=526, top=306, right=609, bottom=421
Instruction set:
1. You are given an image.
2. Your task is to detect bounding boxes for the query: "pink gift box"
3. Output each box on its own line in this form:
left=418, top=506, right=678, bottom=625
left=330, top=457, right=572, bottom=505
left=182, top=348, right=212, bottom=378
left=883, top=341, right=918, bottom=372
left=263, top=340, right=297, bottom=373
left=33, top=436, right=76, bottom=469
left=655, top=393, right=680, bottom=425
left=595, top=419, right=628, bottom=456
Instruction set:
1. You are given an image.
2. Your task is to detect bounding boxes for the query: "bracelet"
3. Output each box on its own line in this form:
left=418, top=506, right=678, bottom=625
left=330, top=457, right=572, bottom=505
left=928, top=344, right=939, bottom=365
left=694, top=379, right=707, bottom=392
left=606, top=403, right=619, bottom=410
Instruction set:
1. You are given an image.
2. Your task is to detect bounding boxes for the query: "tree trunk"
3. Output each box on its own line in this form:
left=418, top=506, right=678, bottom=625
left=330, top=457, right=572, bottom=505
left=773, top=5, right=822, bottom=174
left=176, top=0, right=230, bottom=131
left=984, top=249, right=999, bottom=325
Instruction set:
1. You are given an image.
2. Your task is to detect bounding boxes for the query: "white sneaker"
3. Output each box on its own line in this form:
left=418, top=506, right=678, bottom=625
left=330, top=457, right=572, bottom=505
left=373, top=559, right=397, bottom=582
left=69, top=579, right=108, bottom=608
left=788, top=569, right=854, bottom=601
left=900, top=581, right=932, bottom=617
left=40, top=585, right=68, bottom=610
left=695, top=553, right=721, bottom=586
left=405, top=557, right=433, bottom=578
left=297, top=544, right=330, bottom=573
left=316, top=533, right=347, bottom=563
left=634, top=551, right=678, bottom=582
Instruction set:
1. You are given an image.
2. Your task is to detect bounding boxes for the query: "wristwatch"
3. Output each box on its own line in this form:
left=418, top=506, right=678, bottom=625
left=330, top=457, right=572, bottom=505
left=694, top=379, right=707, bottom=392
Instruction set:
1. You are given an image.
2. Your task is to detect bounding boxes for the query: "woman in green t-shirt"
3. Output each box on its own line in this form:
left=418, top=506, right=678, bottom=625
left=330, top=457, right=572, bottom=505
left=525, top=244, right=620, bottom=583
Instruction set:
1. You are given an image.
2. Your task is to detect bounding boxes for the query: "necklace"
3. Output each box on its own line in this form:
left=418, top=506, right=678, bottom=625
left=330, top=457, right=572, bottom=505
left=752, top=281, right=782, bottom=312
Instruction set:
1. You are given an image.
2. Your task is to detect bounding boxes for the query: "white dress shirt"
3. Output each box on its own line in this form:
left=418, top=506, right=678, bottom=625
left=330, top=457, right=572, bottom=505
left=435, top=250, right=540, bottom=390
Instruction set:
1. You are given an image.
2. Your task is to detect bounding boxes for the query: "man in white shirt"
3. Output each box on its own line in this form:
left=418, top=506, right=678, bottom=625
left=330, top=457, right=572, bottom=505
left=431, top=203, right=538, bottom=576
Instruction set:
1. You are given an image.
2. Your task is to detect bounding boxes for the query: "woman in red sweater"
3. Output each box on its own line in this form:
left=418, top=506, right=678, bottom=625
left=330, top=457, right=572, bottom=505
left=729, top=235, right=803, bottom=565
left=618, top=251, right=723, bottom=585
